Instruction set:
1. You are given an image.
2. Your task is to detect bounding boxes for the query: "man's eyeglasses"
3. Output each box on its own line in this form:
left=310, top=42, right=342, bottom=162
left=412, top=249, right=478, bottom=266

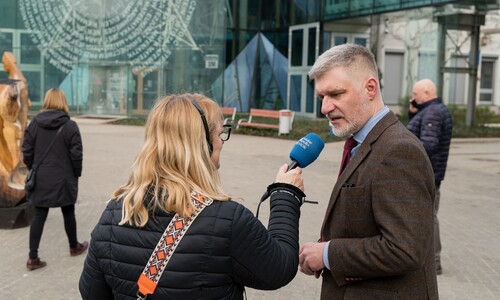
left=219, top=124, right=231, bottom=141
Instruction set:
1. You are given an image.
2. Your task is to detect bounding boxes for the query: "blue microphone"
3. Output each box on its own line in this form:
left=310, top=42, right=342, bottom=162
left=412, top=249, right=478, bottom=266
left=287, top=133, right=325, bottom=170
left=257, top=133, right=325, bottom=215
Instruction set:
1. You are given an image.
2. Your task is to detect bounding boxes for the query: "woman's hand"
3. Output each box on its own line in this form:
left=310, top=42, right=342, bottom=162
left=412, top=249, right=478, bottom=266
left=274, top=164, right=304, bottom=192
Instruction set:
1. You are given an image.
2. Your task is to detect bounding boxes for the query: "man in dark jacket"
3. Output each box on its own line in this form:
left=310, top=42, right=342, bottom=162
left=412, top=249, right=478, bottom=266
left=407, top=78, right=453, bottom=275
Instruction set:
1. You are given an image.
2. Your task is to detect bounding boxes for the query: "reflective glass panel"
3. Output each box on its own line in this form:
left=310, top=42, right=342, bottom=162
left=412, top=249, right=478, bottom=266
left=291, top=29, right=304, bottom=66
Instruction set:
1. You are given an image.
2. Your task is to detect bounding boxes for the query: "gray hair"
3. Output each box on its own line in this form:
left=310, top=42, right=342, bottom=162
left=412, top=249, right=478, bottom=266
left=308, top=44, right=379, bottom=81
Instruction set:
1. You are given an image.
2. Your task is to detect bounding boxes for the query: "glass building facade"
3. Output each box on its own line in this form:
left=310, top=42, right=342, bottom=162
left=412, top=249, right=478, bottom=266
left=1, top=0, right=499, bottom=117
left=0, top=0, right=226, bottom=115
left=212, top=0, right=320, bottom=112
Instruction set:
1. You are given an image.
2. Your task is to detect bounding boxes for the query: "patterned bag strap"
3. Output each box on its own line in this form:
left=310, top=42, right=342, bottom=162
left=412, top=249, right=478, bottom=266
left=136, top=192, right=213, bottom=300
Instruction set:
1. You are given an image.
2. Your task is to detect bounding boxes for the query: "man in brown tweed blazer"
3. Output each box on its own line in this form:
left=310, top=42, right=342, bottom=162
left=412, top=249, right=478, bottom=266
left=299, top=44, right=439, bottom=299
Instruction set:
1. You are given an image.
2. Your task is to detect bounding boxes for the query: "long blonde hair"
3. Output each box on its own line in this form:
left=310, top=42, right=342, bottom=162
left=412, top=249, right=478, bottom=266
left=42, top=88, right=69, bottom=114
left=113, top=93, right=230, bottom=226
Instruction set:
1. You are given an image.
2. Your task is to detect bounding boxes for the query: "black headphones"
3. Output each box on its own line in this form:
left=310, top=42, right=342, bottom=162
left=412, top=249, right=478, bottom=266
left=188, top=98, right=213, bottom=155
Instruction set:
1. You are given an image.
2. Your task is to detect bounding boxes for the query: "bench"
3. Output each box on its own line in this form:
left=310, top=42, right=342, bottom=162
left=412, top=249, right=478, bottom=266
left=221, top=107, right=237, bottom=125
left=236, top=108, right=294, bottom=135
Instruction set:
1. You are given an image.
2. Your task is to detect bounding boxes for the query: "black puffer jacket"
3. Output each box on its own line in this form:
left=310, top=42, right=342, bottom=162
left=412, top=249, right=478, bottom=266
left=407, top=98, right=452, bottom=186
left=79, top=184, right=304, bottom=300
left=22, top=109, right=83, bottom=207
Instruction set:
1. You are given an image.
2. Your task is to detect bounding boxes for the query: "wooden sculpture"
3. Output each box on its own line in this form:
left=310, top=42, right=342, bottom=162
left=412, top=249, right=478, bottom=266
left=0, top=51, right=32, bottom=228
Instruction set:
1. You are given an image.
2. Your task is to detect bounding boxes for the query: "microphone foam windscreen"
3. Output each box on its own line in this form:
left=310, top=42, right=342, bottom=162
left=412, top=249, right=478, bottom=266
left=289, top=133, right=325, bottom=168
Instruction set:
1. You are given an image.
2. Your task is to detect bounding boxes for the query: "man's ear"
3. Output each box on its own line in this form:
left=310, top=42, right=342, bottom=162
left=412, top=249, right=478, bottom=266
left=365, top=77, right=378, bottom=99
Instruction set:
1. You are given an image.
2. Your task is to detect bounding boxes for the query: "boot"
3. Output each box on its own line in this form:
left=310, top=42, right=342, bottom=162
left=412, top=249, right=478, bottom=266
left=436, top=263, right=443, bottom=275
left=70, top=241, right=89, bottom=257
left=26, top=258, right=47, bottom=271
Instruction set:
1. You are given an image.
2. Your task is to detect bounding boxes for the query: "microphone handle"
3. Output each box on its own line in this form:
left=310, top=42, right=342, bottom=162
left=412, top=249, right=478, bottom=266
left=287, top=160, right=299, bottom=171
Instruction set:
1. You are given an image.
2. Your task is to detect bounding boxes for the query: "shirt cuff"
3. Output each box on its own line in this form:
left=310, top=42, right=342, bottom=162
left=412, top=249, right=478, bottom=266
left=323, top=240, right=331, bottom=270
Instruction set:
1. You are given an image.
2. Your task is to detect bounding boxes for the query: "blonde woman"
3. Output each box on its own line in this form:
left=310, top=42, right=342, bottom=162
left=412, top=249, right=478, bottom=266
left=22, top=88, right=86, bottom=271
left=79, top=93, right=305, bottom=299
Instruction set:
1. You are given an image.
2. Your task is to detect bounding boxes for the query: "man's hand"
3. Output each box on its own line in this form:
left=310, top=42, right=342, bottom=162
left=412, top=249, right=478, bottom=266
left=409, top=99, right=418, bottom=114
left=299, top=242, right=326, bottom=278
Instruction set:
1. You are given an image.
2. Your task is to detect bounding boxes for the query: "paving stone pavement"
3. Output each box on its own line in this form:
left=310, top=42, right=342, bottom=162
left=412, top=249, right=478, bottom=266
left=1, top=117, right=499, bottom=299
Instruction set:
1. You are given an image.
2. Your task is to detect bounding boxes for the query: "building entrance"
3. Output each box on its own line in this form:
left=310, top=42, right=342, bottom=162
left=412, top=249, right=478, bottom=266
left=287, top=22, right=319, bottom=117
left=88, top=66, right=128, bottom=115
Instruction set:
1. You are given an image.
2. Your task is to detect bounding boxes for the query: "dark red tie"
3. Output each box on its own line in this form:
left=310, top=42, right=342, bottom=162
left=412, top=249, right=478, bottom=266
left=338, top=136, right=357, bottom=177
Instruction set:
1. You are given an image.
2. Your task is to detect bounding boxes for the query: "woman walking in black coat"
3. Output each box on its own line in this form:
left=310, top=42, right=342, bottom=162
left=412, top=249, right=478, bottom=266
left=79, top=93, right=305, bottom=299
left=22, top=88, right=87, bottom=270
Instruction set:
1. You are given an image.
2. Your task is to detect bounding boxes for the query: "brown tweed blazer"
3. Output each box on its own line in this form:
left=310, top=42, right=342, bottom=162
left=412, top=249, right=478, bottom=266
left=320, top=111, right=439, bottom=299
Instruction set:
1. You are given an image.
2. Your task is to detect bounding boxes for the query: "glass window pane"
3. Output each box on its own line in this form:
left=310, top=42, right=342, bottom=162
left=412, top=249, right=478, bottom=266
left=480, top=61, right=494, bottom=89
left=89, top=67, right=107, bottom=114
left=105, top=67, right=127, bottom=114
left=131, top=73, right=139, bottom=110
left=245, top=0, right=260, bottom=30
left=0, top=1, right=20, bottom=28
left=142, top=70, right=159, bottom=110
left=480, top=59, right=494, bottom=103
left=21, top=33, right=41, bottom=64
left=354, top=37, right=367, bottom=47
left=43, top=59, right=66, bottom=93
left=322, top=32, right=331, bottom=52
left=479, top=93, right=492, bottom=102
left=334, top=36, right=348, bottom=46
left=307, top=27, right=317, bottom=66
left=290, top=75, right=302, bottom=112
left=23, top=71, right=42, bottom=103
left=291, top=29, right=303, bottom=66
left=0, top=32, right=13, bottom=55
left=306, top=77, right=314, bottom=113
